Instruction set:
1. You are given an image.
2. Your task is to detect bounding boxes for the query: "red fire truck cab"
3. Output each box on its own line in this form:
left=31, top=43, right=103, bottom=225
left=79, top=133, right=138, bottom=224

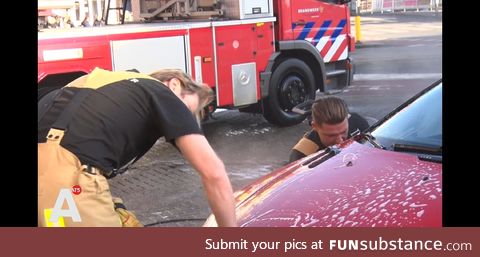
left=38, top=0, right=354, bottom=126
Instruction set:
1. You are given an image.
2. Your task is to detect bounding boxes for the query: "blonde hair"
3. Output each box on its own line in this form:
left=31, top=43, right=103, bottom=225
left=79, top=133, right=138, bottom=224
left=312, top=96, right=349, bottom=126
left=149, top=69, right=214, bottom=123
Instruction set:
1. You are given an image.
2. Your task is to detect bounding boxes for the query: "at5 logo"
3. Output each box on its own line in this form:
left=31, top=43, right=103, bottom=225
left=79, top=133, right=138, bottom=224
left=44, top=186, right=82, bottom=227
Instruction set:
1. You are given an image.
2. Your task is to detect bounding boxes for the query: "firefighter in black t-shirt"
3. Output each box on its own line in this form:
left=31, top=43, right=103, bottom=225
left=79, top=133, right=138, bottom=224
left=289, top=96, right=369, bottom=163
left=38, top=68, right=237, bottom=227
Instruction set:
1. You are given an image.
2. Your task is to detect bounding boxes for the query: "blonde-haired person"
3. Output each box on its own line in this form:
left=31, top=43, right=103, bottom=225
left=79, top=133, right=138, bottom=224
left=38, top=67, right=236, bottom=227
left=149, top=69, right=213, bottom=125
left=289, top=96, right=369, bottom=163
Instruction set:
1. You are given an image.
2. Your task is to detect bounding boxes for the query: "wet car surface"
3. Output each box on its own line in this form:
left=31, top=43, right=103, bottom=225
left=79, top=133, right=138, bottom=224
left=204, top=80, right=442, bottom=227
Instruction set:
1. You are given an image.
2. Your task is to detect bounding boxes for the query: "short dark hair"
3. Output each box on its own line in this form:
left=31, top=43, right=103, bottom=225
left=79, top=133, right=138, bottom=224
left=311, top=96, right=349, bottom=126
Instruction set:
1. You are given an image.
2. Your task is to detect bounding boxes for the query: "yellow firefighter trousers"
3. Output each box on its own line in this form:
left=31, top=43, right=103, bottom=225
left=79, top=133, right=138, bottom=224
left=38, top=128, right=122, bottom=227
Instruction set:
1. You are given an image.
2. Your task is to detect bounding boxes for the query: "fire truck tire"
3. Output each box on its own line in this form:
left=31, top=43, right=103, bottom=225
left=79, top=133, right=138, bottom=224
left=263, top=58, right=315, bottom=126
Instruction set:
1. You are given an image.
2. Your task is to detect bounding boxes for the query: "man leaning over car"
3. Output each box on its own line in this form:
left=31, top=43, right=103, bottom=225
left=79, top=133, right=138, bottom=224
left=289, top=96, right=369, bottom=163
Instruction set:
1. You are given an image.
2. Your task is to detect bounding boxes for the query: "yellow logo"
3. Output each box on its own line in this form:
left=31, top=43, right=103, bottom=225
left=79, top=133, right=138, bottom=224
left=44, top=208, right=65, bottom=227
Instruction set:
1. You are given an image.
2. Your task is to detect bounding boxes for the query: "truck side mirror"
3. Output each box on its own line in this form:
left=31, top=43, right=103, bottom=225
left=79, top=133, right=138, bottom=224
left=339, top=0, right=352, bottom=4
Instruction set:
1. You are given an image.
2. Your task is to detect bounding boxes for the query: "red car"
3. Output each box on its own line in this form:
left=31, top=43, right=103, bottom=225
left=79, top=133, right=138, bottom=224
left=204, top=79, right=442, bottom=227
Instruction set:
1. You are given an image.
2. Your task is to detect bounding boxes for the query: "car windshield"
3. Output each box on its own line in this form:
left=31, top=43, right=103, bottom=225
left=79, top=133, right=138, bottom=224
left=371, top=83, right=442, bottom=152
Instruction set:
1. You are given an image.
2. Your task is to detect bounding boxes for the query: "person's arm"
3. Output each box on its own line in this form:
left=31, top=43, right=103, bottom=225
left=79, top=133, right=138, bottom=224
left=289, top=130, right=320, bottom=163
left=175, top=134, right=237, bottom=227
left=289, top=149, right=307, bottom=163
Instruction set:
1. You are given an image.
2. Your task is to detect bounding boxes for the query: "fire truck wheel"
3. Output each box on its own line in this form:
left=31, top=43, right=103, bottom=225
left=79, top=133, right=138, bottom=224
left=263, top=58, right=315, bottom=127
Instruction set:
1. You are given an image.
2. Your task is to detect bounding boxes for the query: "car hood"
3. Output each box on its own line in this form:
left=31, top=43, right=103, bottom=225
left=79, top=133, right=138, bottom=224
left=222, top=141, right=442, bottom=227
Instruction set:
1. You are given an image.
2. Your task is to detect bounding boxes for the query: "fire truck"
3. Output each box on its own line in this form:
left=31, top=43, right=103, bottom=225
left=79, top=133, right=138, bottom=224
left=38, top=0, right=354, bottom=126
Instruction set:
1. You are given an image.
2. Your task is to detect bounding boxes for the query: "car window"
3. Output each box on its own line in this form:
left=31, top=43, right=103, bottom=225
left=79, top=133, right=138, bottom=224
left=371, top=83, right=442, bottom=150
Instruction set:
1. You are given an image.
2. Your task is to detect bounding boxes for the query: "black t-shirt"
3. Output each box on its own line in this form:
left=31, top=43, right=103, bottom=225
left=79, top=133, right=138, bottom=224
left=38, top=75, right=202, bottom=172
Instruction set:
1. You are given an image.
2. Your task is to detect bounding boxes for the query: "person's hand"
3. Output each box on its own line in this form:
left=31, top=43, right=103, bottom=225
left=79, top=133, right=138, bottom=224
left=113, top=197, right=143, bottom=227
left=116, top=208, right=144, bottom=227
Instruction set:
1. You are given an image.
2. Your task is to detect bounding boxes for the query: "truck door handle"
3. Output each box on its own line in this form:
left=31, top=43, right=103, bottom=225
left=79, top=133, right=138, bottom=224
left=294, top=20, right=306, bottom=26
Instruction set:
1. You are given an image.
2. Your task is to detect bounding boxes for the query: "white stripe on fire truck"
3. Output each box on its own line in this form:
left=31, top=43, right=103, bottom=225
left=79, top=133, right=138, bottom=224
left=323, top=34, right=346, bottom=62
left=43, top=48, right=83, bottom=62
left=306, top=36, right=330, bottom=55
left=338, top=46, right=348, bottom=61
left=315, top=36, right=330, bottom=55
left=307, top=36, right=347, bottom=62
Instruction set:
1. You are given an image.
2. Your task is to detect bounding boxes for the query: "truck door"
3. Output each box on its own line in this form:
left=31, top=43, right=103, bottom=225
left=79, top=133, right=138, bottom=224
left=214, top=23, right=260, bottom=107
left=291, top=0, right=349, bottom=62
left=110, top=32, right=188, bottom=74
